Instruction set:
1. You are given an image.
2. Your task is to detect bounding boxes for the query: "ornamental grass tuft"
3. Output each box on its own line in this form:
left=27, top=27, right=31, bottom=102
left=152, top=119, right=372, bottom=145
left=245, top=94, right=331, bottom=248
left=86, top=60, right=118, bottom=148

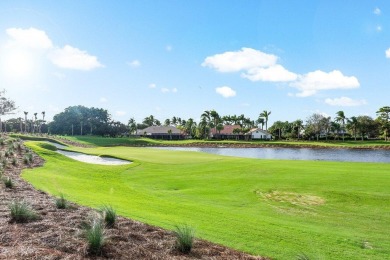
left=84, top=217, right=106, bottom=255
left=55, top=193, right=68, bottom=209
left=9, top=200, right=38, bottom=222
left=100, top=205, right=117, bottom=228
left=174, top=224, right=195, bottom=254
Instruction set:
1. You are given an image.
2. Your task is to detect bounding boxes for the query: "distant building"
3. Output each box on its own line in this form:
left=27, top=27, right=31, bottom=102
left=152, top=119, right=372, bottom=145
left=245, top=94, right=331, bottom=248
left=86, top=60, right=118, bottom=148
left=210, top=125, right=245, bottom=140
left=247, top=128, right=272, bottom=140
left=137, top=126, right=185, bottom=140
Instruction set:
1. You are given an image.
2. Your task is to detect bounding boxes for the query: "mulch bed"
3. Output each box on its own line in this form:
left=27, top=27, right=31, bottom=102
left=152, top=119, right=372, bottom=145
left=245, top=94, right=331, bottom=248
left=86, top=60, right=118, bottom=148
left=0, top=136, right=267, bottom=259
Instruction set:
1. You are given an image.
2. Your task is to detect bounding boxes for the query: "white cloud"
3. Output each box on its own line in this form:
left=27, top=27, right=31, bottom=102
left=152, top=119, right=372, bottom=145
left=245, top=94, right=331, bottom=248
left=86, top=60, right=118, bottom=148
left=291, top=70, right=360, bottom=97
left=242, top=64, right=298, bottom=82
left=172, top=88, right=178, bottom=93
left=215, top=86, right=236, bottom=98
left=202, top=47, right=277, bottom=72
left=99, top=97, right=108, bottom=103
left=2, top=27, right=103, bottom=72
left=48, top=45, right=103, bottom=70
left=386, top=48, right=390, bottom=58
left=115, top=110, right=126, bottom=116
left=127, top=59, right=140, bottom=68
left=324, top=97, right=367, bottom=106
left=376, top=25, right=382, bottom=32
left=6, top=27, right=53, bottom=49
left=374, top=7, right=381, bottom=15
left=149, top=83, right=156, bottom=88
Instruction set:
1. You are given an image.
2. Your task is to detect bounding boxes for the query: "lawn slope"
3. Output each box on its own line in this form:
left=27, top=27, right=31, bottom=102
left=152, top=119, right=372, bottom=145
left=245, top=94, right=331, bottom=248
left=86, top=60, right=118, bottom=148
left=22, top=141, right=390, bottom=259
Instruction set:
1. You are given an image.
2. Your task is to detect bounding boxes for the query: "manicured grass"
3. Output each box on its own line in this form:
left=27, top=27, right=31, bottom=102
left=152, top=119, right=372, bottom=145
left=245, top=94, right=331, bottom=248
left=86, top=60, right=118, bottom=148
left=22, top=141, right=390, bottom=259
left=62, top=135, right=390, bottom=149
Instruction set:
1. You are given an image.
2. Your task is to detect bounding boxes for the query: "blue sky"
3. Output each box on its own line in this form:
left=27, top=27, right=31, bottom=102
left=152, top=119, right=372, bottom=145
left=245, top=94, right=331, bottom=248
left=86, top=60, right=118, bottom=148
left=0, top=1, right=389, bottom=125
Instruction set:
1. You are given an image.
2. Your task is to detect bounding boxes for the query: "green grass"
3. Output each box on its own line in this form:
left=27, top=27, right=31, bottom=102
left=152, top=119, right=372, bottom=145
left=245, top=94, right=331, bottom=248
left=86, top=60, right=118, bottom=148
left=22, top=141, right=390, bottom=259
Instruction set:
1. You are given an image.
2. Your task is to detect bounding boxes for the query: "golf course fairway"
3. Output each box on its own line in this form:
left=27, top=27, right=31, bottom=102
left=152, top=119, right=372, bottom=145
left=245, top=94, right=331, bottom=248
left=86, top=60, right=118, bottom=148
left=22, top=141, right=390, bottom=259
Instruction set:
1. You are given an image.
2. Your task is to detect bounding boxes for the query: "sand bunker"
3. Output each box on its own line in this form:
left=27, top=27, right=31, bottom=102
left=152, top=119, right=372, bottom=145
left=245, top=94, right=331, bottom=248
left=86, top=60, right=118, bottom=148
left=56, top=150, right=131, bottom=165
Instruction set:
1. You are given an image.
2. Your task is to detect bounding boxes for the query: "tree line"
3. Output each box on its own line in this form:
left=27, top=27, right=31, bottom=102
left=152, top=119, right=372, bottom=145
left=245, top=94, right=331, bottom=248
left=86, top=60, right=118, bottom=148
left=0, top=90, right=388, bottom=141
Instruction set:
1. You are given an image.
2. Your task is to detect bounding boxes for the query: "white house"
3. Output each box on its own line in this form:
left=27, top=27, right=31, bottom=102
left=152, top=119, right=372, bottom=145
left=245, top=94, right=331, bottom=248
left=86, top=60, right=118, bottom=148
left=248, top=128, right=272, bottom=140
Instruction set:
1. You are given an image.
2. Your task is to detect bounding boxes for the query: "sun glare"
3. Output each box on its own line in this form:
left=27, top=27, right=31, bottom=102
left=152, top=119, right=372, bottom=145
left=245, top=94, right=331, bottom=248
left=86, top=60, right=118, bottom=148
left=1, top=47, right=37, bottom=79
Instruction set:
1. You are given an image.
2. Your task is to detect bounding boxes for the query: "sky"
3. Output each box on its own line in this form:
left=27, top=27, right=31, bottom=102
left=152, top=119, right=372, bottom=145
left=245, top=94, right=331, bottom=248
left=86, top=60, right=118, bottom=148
left=0, top=1, right=389, bottom=125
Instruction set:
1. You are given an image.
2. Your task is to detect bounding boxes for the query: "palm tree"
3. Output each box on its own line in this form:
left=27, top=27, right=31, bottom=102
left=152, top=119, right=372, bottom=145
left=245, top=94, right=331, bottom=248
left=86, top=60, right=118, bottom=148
left=33, top=112, right=38, bottom=133
left=201, top=110, right=212, bottom=139
left=335, top=111, right=347, bottom=141
left=294, top=119, right=303, bottom=140
left=210, top=110, right=220, bottom=135
left=260, top=110, right=271, bottom=130
left=40, top=111, right=45, bottom=133
left=164, top=118, right=171, bottom=126
left=347, top=116, right=359, bottom=141
left=24, top=111, right=28, bottom=133
left=257, top=117, right=265, bottom=130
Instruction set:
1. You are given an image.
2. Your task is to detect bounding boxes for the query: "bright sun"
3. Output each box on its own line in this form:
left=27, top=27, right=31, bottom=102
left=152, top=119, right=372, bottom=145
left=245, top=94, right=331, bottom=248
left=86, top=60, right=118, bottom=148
left=1, top=47, right=36, bottom=79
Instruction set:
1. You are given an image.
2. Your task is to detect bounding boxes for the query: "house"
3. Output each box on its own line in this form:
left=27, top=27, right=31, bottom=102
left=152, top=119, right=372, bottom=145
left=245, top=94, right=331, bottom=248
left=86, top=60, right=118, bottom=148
left=210, top=125, right=245, bottom=140
left=247, top=128, right=272, bottom=140
left=136, top=126, right=185, bottom=140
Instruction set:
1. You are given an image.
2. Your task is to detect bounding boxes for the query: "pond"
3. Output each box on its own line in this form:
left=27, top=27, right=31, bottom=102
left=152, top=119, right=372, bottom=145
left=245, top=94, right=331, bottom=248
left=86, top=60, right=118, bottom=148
left=154, top=147, right=390, bottom=163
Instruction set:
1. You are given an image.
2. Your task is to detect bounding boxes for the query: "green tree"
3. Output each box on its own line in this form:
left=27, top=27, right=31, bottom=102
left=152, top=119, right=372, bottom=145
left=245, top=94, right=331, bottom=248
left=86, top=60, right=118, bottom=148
left=335, top=111, right=347, bottom=141
left=376, top=106, right=390, bottom=141
left=347, top=116, right=359, bottom=141
left=0, top=90, right=17, bottom=132
left=259, top=110, right=271, bottom=130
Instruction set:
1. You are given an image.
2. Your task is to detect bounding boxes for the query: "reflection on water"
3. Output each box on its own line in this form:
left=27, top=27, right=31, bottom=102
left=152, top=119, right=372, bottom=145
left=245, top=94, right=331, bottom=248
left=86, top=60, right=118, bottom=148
left=154, top=147, right=390, bottom=163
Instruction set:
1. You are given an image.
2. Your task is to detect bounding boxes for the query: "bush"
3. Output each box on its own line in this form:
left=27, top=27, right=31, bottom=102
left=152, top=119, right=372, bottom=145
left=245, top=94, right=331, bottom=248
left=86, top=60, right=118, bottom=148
left=4, top=177, right=14, bottom=188
left=84, top=217, right=106, bottom=255
left=55, top=193, right=68, bottom=209
left=100, top=205, right=117, bottom=228
left=174, top=224, right=195, bottom=254
left=9, top=200, right=38, bottom=222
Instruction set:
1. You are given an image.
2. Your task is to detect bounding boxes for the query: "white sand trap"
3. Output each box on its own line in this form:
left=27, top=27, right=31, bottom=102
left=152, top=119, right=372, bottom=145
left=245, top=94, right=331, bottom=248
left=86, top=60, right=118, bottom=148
left=56, top=150, right=131, bottom=165
left=49, top=142, right=68, bottom=149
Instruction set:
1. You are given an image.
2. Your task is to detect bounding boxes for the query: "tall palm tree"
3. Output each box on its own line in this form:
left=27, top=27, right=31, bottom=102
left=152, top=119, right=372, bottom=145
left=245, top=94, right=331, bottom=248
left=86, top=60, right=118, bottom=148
left=260, top=110, right=271, bottom=130
left=294, top=119, right=303, bottom=140
left=33, top=113, right=38, bottom=133
left=24, top=111, right=28, bottom=133
left=335, top=111, right=347, bottom=141
left=40, top=111, right=45, bottom=133
left=257, top=117, right=265, bottom=130
left=201, top=110, right=212, bottom=138
left=347, top=116, right=358, bottom=141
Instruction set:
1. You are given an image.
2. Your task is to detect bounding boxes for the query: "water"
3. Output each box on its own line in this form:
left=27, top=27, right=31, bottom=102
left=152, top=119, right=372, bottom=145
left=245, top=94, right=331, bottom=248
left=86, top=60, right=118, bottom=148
left=154, top=147, right=390, bottom=163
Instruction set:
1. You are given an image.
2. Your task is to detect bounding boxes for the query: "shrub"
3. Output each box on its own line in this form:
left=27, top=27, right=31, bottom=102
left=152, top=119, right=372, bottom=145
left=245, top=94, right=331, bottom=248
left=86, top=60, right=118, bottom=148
left=84, top=217, right=106, bottom=255
left=55, top=193, right=68, bottom=209
left=9, top=200, right=38, bottom=222
left=174, top=224, right=195, bottom=254
left=100, top=205, right=117, bottom=228
left=4, top=177, right=14, bottom=188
